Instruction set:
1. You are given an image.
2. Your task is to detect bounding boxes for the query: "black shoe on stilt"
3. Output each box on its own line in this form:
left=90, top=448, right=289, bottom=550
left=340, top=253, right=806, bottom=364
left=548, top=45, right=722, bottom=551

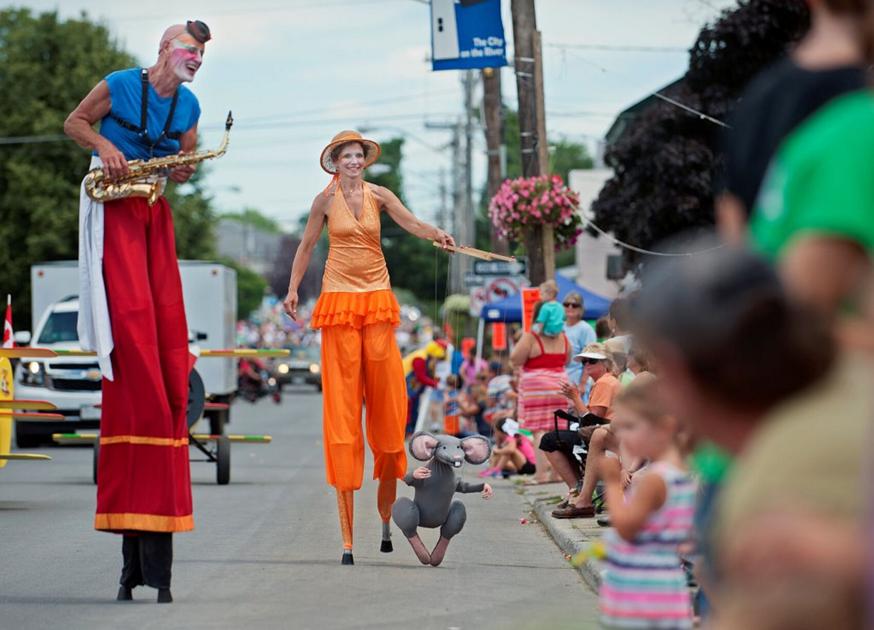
left=341, top=550, right=354, bottom=565
left=116, top=586, right=133, bottom=601
left=157, top=588, right=173, bottom=604
left=380, top=539, right=393, bottom=553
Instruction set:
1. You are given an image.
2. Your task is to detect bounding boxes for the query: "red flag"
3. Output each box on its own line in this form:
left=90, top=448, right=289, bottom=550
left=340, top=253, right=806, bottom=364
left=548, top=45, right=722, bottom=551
left=2, top=295, right=14, bottom=349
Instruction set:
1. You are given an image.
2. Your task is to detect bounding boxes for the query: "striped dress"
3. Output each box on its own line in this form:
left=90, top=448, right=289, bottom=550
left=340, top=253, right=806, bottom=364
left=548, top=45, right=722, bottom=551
left=601, top=462, right=697, bottom=629
left=519, top=333, right=569, bottom=433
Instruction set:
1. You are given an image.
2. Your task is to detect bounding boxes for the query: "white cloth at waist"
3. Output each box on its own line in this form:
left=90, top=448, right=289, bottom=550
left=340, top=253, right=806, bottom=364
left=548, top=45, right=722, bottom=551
left=76, top=156, right=166, bottom=381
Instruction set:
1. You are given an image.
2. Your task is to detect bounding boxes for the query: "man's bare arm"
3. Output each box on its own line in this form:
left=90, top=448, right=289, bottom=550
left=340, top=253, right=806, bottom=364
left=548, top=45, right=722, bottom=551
left=64, top=80, right=128, bottom=179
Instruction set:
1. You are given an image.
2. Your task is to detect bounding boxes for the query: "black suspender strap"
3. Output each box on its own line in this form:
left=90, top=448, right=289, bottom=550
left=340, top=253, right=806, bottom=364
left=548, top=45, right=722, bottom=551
left=108, top=68, right=182, bottom=153
left=160, top=90, right=180, bottom=141
left=139, top=68, right=149, bottom=133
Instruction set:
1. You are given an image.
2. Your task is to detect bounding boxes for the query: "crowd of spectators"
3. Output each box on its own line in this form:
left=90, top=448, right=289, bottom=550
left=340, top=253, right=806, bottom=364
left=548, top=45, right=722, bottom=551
left=418, top=4, right=873, bottom=624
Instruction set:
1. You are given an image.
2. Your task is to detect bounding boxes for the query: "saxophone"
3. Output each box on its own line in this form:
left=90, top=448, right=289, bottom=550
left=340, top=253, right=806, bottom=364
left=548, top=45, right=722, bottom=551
left=84, top=111, right=234, bottom=206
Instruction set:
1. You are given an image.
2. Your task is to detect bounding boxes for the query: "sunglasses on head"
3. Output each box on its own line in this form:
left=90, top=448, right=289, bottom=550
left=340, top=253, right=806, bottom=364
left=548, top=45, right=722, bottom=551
left=563, top=302, right=581, bottom=308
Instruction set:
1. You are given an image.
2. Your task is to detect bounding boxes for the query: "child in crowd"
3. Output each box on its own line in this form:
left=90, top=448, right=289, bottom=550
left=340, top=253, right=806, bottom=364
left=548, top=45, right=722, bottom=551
left=539, top=278, right=559, bottom=303
left=598, top=379, right=696, bottom=629
left=443, top=374, right=461, bottom=436
left=479, top=418, right=536, bottom=478
left=532, top=279, right=561, bottom=334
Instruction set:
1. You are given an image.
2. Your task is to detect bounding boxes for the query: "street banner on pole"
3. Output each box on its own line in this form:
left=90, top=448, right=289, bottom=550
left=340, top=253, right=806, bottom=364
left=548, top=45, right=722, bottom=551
left=431, top=0, right=508, bottom=71
left=520, top=287, right=540, bottom=333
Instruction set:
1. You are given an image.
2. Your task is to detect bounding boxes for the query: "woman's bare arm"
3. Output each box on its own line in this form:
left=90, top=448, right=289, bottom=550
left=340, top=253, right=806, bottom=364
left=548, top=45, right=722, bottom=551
left=371, top=184, right=455, bottom=248
left=510, top=333, right=534, bottom=369
left=283, top=192, right=330, bottom=319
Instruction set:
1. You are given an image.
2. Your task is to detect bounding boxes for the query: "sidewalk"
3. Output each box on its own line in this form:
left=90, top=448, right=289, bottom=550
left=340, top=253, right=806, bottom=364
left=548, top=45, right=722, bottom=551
left=517, top=481, right=605, bottom=593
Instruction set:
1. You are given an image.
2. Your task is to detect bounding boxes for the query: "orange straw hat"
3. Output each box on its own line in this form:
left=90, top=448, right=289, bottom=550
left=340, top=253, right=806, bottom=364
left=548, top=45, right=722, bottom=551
left=320, top=130, right=381, bottom=174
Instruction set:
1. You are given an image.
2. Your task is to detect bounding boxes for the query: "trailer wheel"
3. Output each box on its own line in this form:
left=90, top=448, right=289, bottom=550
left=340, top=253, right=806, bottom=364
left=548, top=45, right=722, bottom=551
left=216, top=436, right=231, bottom=485
left=208, top=407, right=228, bottom=436
left=92, top=440, right=100, bottom=485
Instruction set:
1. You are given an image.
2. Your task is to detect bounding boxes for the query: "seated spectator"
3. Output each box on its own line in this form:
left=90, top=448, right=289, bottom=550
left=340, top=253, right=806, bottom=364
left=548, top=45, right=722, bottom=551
left=563, top=292, right=597, bottom=390
left=626, top=345, right=652, bottom=380
left=459, top=347, right=488, bottom=390
left=442, top=374, right=462, bottom=436
left=541, top=343, right=626, bottom=514
left=485, top=363, right=516, bottom=426
left=594, top=316, right=612, bottom=342
left=479, top=418, right=536, bottom=478
left=459, top=378, right=491, bottom=437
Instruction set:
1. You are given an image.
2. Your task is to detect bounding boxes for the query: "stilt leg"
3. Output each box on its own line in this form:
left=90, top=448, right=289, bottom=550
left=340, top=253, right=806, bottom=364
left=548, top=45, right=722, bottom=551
left=336, top=489, right=354, bottom=564
left=380, top=521, right=393, bottom=553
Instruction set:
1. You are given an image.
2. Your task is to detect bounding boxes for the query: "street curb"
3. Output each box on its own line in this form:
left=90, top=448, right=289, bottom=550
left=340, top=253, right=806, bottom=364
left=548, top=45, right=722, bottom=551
left=518, top=483, right=604, bottom=593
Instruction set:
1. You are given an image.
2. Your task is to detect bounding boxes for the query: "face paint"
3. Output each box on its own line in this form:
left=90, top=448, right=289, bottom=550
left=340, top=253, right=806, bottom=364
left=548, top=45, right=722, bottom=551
left=169, top=39, right=203, bottom=82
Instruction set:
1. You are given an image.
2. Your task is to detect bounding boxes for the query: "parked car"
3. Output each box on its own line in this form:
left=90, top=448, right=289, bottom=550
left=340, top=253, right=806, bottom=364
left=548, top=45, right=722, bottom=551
left=14, top=297, right=102, bottom=447
left=274, top=346, right=321, bottom=391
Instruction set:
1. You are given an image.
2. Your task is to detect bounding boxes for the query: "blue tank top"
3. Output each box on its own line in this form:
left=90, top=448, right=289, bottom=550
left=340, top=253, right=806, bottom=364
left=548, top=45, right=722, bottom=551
left=96, top=68, right=201, bottom=160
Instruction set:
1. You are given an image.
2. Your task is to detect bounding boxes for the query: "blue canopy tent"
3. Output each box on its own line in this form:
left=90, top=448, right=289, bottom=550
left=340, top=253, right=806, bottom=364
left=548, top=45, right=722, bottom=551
left=479, top=273, right=611, bottom=322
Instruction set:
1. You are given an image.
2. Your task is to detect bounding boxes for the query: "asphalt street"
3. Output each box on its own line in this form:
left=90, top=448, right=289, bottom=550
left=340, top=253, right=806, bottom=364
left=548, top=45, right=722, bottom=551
left=1, top=385, right=599, bottom=629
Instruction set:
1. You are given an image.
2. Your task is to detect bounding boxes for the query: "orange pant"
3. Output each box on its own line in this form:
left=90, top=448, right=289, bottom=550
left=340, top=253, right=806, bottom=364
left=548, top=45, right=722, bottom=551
left=320, top=322, right=407, bottom=492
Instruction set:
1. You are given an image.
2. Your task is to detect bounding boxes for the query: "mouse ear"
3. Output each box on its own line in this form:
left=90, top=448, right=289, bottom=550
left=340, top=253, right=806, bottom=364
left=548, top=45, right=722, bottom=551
left=461, top=435, right=491, bottom=465
left=409, top=432, right=439, bottom=461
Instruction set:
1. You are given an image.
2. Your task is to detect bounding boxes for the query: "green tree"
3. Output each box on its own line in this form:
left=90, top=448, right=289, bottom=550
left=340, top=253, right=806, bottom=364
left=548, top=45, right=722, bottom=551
left=370, top=137, right=449, bottom=314
left=0, top=9, right=218, bottom=326
left=217, top=257, right=267, bottom=320
left=220, top=206, right=282, bottom=235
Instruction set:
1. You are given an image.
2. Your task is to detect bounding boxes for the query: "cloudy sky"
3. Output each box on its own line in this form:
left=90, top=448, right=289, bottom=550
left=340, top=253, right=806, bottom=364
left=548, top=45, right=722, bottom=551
left=17, top=0, right=735, bottom=231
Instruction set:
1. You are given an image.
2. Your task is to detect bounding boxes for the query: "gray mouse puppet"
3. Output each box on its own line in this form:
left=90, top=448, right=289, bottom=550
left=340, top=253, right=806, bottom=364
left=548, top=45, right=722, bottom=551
left=392, top=431, right=493, bottom=566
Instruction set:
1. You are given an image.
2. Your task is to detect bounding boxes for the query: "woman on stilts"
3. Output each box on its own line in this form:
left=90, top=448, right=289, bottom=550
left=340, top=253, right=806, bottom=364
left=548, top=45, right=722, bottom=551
left=283, top=130, right=455, bottom=565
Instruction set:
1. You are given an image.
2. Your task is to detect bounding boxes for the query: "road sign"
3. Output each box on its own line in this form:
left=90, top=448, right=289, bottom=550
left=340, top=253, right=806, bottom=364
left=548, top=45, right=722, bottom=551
left=463, top=272, right=486, bottom=288
left=469, top=275, right=527, bottom=317
left=473, top=258, right=527, bottom=276
left=431, top=0, right=508, bottom=71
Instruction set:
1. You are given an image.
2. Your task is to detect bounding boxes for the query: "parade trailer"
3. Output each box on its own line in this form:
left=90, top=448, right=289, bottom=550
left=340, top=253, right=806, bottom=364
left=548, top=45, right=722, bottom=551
left=18, top=261, right=237, bottom=443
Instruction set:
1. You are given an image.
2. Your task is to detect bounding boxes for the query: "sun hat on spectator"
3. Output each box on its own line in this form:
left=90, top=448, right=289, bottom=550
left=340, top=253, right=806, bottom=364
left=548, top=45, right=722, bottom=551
left=573, top=342, right=608, bottom=362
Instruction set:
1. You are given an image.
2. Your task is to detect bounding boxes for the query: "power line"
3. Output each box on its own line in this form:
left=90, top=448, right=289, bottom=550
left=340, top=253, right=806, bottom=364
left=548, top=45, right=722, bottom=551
left=583, top=217, right=724, bottom=257
left=0, top=112, right=458, bottom=146
left=114, top=0, right=409, bottom=22
left=653, top=92, right=729, bottom=128
left=546, top=43, right=687, bottom=53
left=239, top=88, right=460, bottom=125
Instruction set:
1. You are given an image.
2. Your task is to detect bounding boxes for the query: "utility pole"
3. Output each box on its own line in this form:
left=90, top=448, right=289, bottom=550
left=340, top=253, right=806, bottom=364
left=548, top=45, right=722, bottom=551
left=511, top=0, right=551, bottom=285
left=533, top=30, right=555, bottom=280
left=481, top=66, right=507, bottom=255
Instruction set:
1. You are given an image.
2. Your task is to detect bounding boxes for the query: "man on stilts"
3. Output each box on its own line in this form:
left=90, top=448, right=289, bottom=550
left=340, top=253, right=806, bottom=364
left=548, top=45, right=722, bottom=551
left=64, top=20, right=212, bottom=603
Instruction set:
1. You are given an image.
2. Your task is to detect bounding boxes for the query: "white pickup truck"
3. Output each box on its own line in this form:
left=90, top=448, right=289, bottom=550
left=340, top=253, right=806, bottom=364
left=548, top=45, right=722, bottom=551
left=15, top=261, right=237, bottom=447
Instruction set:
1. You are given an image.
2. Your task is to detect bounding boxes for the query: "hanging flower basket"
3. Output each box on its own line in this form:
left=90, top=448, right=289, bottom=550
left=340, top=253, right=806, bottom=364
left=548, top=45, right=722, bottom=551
left=488, top=174, right=583, bottom=249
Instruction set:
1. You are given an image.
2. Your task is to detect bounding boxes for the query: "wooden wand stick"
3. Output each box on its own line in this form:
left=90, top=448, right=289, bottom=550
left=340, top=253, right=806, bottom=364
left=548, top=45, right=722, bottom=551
left=431, top=241, right=516, bottom=262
